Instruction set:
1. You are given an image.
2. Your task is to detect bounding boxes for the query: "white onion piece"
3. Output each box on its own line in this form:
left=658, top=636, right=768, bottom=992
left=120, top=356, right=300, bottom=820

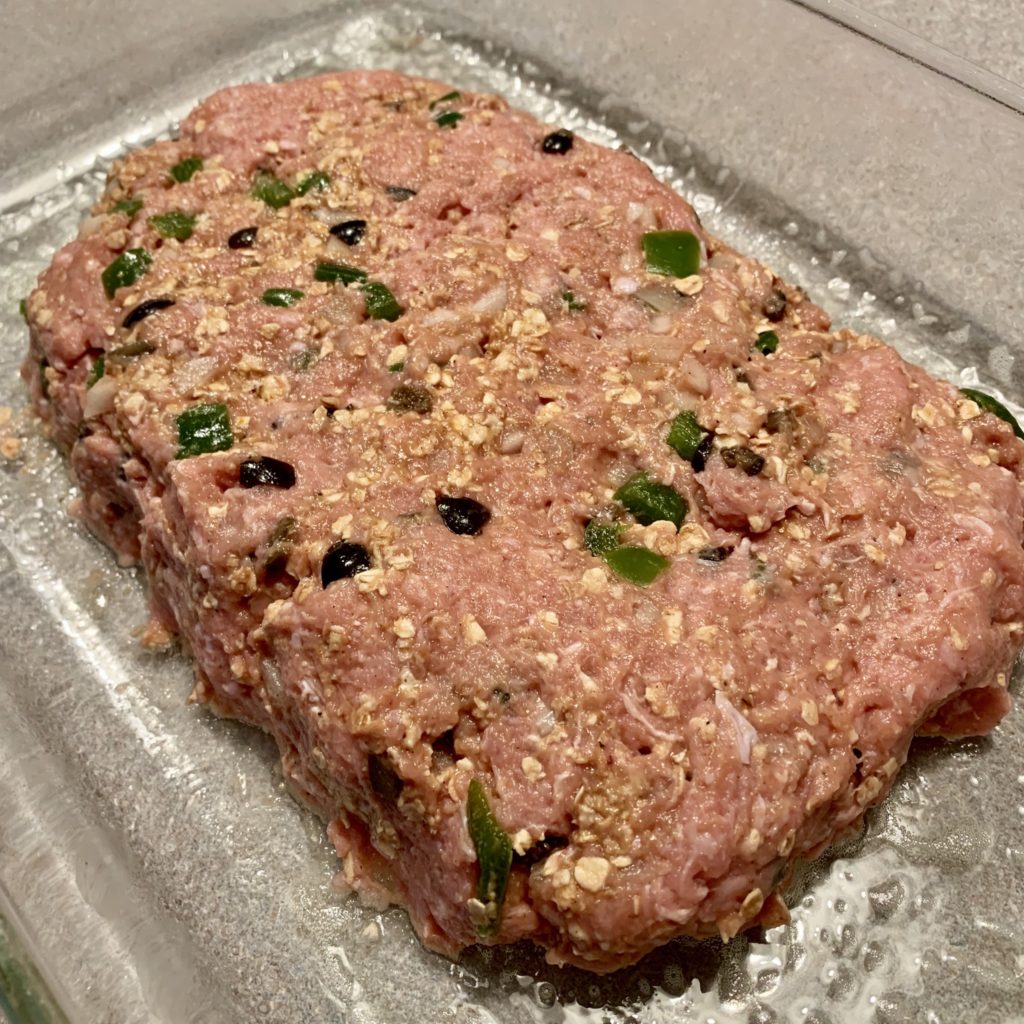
left=499, top=429, right=525, bottom=454
left=612, top=276, right=639, bottom=295
left=470, top=281, right=508, bottom=316
left=634, top=283, right=685, bottom=314
left=80, top=214, right=108, bottom=238
left=715, top=691, right=759, bottom=765
left=535, top=704, right=556, bottom=736
left=310, top=207, right=357, bottom=225
left=624, top=201, right=657, bottom=229
left=172, top=356, right=219, bottom=395
left=82, top=375, right=118, bottom=419
left=421, top=307, right=461, bottom=327
left=678, top=355, right=710, bottom=394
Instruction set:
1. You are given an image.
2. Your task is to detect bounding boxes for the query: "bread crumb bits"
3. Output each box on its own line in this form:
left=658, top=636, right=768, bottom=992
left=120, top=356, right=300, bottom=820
left=673, top=274, right=703, bottom=296
left=949, top=626, right=968, bottom=651
left=580, top=567, right=608, bottom=593
left=392, top=617, right=416, bottom=639
left=800, top=700, right=819, bottom=726
left=512, top=829, right=533, bottom=855
left=462, top=614, right=487, bottom=645
left=740, top=828, right=762, bottom=856
left=573, top=856, right=611, bottom=893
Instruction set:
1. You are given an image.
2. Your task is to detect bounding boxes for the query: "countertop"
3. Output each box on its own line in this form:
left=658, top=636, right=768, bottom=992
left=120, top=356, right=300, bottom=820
left=853, top=0, right=1024, bottom=88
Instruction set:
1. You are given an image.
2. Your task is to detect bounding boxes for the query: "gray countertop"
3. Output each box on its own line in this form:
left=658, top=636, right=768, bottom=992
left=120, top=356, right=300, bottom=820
left=853, top=0, right=1024, bottom=87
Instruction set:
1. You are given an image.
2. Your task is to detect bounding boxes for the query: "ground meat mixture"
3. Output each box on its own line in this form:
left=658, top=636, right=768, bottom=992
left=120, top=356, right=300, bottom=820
left=20, top=69, right=1024, bottom=972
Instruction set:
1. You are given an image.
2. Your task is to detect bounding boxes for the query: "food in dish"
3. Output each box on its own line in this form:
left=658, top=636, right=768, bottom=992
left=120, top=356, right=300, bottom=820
left=21, top=69, right=1024, bottom=971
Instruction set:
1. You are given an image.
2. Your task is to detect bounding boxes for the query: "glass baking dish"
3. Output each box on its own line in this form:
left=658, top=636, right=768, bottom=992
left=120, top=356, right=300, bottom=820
left=1, top=2, right=1022, bottom=1021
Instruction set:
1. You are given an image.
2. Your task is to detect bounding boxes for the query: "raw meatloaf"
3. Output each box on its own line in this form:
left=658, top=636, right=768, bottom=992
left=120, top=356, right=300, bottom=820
left=21, top=69, right=1024, bottom=971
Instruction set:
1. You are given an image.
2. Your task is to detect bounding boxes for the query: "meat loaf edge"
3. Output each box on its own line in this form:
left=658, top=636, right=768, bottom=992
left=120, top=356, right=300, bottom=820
left=21, top=69, right=1024, bottom=971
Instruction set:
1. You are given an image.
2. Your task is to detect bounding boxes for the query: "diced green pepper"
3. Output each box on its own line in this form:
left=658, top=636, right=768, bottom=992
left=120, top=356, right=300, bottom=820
left=18, top=298, right=27, bottom=322
left=86, top=355, right=105, bottom=388
left=148, top=211, right=197, bottom=242
left=261, top=288, right=304, bottom=307
left=604, top=546, right=670, bottom=586
left=111, top=197, right=143, bottom=218
left=642, top=230, right=701, bottom=278
left=429, top=90, right=461, bottom=109
left=583, top=521, right=623, bottom=556
left=168, top=156, right=203, bottom=183
left=296, top=170, right=331, bottom=195
left=755, top=330, right=779, bottom=355
left=960, top=387, right=1024, bottom=439
left=433, top=110, right=464, bottom=129
left=666, top=410, right=708, bottom=462
left=175, top=402, right=233, bottom=459
left=251, top=171, right=296, bottom=209
left=466, top=779, right=513, bottom=937
left=613, top=471, right=687, bottom=529
left=387, top=361, right=405, bottom=373
left=101, top=248, right=152, bottom=299
left=562, top=290, right=587, bottom=312
left=314, top=261, right=400, bottom=320
left=314, top=261, right=368, bottom=285
left=362, top=281, right=403, bottom=322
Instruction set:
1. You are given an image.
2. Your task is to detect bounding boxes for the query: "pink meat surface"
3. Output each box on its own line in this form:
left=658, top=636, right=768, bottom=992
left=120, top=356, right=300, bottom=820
left=21, top=69, right=1024, bottom=971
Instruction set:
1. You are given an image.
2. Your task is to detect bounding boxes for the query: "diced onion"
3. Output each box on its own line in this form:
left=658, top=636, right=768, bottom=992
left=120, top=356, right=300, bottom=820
left=625, top=201, right=657, bottom=228
left=470, top=281, right=508, bottom=316
left=82, top=375, right=118, bottom=419
left=172, top=356, right=219, bottom=394
left=310, top=207, right=357, bottom=225
left=79, top=214, right=108, bottom=239
left=634, top=283, right=685, bottom=315
left=499, top=429, right=525, bottom=454
left=421, top=307, right=460, bottom=327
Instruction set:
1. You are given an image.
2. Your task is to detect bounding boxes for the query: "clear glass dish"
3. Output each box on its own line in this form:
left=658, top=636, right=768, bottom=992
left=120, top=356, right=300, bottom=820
left=1, top=2, right=1022, bottom=1022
